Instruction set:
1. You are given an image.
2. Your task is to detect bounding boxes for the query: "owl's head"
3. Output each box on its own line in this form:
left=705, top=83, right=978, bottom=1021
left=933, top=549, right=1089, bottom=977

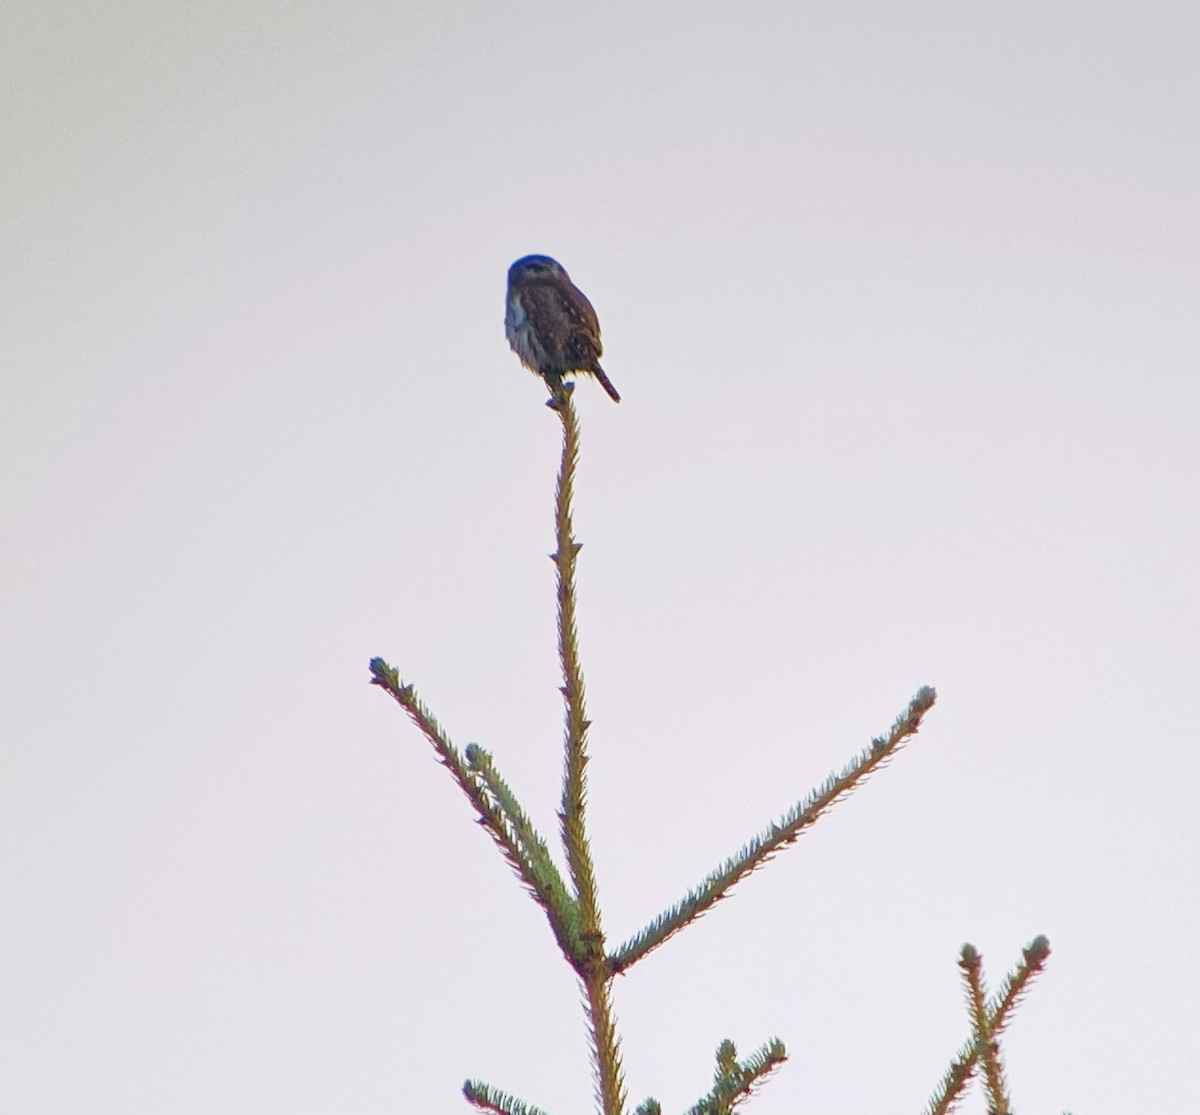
left=508, top=255, right=570, bottom=285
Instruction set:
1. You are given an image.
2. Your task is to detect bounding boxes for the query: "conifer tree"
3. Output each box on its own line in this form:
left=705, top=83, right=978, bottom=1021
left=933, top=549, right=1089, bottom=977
left=370, top=385, right=1051, bottom=1115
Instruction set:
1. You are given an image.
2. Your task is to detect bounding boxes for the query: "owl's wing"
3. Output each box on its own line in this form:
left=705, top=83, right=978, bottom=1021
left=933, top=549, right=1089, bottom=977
left=558, top=284, right=603, bottom=368
left=516, top=275, right=604, bottom=373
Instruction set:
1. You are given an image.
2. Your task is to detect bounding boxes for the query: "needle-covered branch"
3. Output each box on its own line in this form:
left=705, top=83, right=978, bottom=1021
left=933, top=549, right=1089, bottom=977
left=684, top=1038, right=788, bottom=1115
left=550, top=392, right=627, bottom=1115
left=464, top=1080, right=554, bottom=1115
left=465, top=743, right=581, bottom=953
left=609, top=687, right=937, bottom=973
left=923, top=936, right=1050, bottom=1115
left=368, top=659, right=580, bottom=960
left=986, top=935, right=1052, bottom=1046
left=960, top=945, right=1010, bottom=1115
left=553, top=391, right=601, bottom=937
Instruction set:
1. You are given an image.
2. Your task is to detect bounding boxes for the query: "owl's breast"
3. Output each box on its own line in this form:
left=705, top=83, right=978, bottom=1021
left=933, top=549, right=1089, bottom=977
left=506, top=294, right=545, bottom=370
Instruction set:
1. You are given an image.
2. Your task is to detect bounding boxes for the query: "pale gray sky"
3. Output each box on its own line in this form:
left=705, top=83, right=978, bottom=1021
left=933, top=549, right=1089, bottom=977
left=2, top=2, right=1197, bottom=1113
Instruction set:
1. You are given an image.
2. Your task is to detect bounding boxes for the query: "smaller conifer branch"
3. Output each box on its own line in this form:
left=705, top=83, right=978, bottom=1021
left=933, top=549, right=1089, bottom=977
left=923, top=936, right=1050, bottom=1115
left=609, top=687, right=937, bottom=973
left=988, top=935, right=1051, bottom=1045
left=959, top=945, right=1010, bottom=1114
left=925, top=1033, right=981, bottom=1115
left=685, top=1038, right=788, bottom=1115
left=463, top=1080, right=553, bottom=1115
left=465, top=743, right=581, bottom=953
left=634, top=1099, right=662, bottom=1115
left=368, top=659, right=579, bottom=958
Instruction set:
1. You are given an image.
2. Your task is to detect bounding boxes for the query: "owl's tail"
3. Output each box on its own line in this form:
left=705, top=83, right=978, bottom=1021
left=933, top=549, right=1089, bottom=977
left=591, top=365, right=621, bottom=403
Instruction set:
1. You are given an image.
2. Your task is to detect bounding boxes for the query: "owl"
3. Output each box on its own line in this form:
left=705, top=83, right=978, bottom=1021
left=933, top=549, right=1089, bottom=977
left=505, top=255, right=621, bottom=403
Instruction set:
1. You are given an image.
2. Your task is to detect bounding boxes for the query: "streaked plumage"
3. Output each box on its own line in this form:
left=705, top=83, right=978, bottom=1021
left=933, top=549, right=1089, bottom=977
left=505, top=255, right=621, bottom=402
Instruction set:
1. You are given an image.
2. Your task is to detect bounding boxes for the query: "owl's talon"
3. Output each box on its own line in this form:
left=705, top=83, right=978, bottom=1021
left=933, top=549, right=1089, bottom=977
left=545, top=380, right=575, bottom=410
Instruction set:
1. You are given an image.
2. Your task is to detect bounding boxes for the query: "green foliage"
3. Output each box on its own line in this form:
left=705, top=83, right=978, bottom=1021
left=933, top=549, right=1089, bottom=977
left=371, top=394, right=1052, bottom=1114
left=924, top=937, right=1052, bottom=1115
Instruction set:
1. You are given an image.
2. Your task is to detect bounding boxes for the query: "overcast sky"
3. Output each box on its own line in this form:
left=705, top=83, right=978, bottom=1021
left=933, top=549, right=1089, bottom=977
left=2, top=2, right=1197, bottom=1113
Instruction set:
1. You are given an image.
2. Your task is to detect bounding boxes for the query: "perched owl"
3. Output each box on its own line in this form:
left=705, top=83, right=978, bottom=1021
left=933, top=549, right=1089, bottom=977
left=505, top=255, right=621, bottom=403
